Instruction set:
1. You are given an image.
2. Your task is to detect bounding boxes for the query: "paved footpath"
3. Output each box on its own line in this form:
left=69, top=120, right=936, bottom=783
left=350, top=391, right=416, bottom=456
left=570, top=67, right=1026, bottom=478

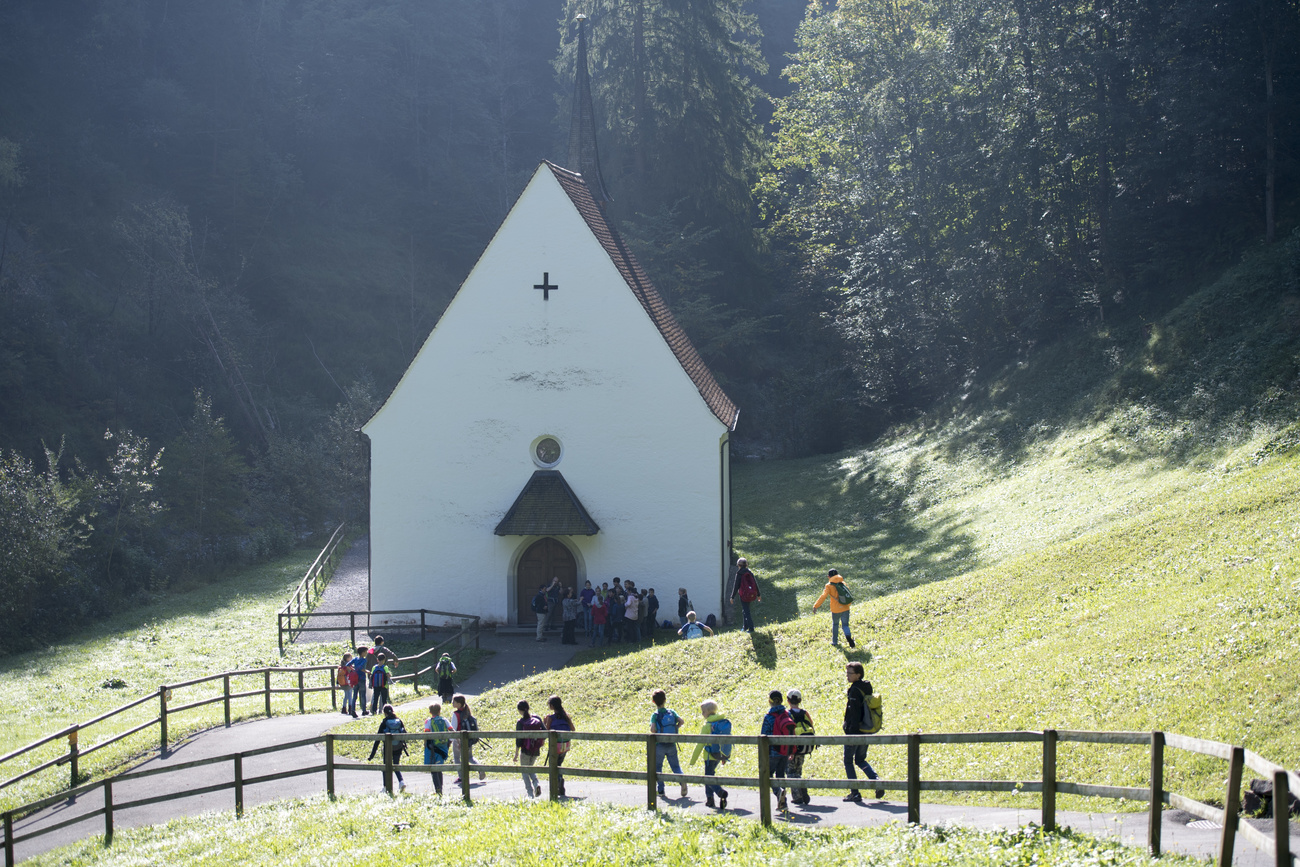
left=11, top=698, right=1292, bottom=864
left=10, top=544, right=1292, bottom=862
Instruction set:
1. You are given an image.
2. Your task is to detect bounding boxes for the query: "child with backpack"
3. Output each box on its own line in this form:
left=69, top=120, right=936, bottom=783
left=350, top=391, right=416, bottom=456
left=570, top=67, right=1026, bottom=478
left=589, top=594, right=608, bottom=646
left=423, top=702, right=452, bottom=794
left=689, top=699, right=732, bottom=810
left=786, top=689, right=816, bottom=805
left=337, top=652, right=359, bottom=718
left=677, top=587, right=692, bottom=626
left=812, top=569, right=857, bottom=648
left=367, top=704, right=408, bottom=793
left=450, top=694, right=486, bottom=784
left=677, top=611, right=713, bottom=639
left=650, top=689, right=688, bottom=798
left=760, top=689, right=795, bottom=812
left=544, top=694, right=576, bottom=798
left=513, top=700, right=546, bottom=798
left=435, top=653, right=457, bottom=704
left=351, top=645, right=370, bottom=716
left=369, top=654, right=392, bottom=716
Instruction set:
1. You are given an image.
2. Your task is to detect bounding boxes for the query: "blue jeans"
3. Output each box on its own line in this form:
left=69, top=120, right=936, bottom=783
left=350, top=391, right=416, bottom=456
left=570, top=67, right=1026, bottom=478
left=342, top=686, right=355, bottom=715
left=832, top=610, right=853, bottom=645
left=844, top=743, right=879, bottom=794
left=355, top=678, right=368, bottom=715
left=590, top=623, right=605, bottom=646
left=655, top=743, right=683, bottom=793
left=583, top=607, right=593, bottom=635
left=704, top=758, right=728, bottom=801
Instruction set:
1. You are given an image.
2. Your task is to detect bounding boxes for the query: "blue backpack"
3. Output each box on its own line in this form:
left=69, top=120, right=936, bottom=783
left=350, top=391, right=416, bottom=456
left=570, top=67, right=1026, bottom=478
left=682, top=622, right=705, bottom=639
left=651, top=708, right=681, bottom=735
left=709, top=717, right=733, bottom=759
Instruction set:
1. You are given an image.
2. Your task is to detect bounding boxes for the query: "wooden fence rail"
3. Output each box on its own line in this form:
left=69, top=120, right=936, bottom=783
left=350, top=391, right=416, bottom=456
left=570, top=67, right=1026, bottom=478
left=276, top=523, right=348, bottom=654
left=3, top=729, right=1294, bottom=867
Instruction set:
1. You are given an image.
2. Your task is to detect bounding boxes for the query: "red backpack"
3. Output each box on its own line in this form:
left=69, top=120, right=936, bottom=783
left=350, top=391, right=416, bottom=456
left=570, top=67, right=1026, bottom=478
left=738, top=571, right=759, bottom=603
left=771, top=708, right=797, bottom=756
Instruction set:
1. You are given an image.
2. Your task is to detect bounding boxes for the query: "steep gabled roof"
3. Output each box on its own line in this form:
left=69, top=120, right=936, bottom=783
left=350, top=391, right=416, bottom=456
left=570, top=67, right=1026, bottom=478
left=545, top=161, right=739, bottom=431
left=494, top=470, right=600, bottom=536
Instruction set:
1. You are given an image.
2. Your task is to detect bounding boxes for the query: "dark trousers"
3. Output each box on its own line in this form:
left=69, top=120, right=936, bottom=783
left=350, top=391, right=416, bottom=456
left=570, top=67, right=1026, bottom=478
left=844, top=743, right=879, bottom=794
left=769, top=752, right=789, bottom=800
left=370, top=686, right=390, bottom=715
left=737, top=599, right=755, bottom=631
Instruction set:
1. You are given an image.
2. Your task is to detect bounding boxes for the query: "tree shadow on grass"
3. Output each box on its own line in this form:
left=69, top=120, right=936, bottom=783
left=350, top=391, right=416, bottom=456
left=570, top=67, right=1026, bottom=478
left=733, top=451, right=979, bottom=626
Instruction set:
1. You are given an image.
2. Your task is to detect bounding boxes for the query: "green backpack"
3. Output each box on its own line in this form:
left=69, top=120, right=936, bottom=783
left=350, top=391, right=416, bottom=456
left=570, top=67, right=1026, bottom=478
left=834, top=582, right=854, bottom=604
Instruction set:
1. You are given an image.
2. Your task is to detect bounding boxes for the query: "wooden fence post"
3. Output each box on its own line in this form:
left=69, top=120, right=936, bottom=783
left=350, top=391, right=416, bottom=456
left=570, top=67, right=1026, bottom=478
left=459, top=731, right=472, bottom=803
left=548, top=731, right=560, bottom=801
left=1273, top=768, right=1290, bottom=867
left=325, top=735, right=335, bottom=799
left=68, top=727, right=79, bottom=791
left=1041, top=729, right=1057, bottom=831
left=223, top=675, right=231, bottom=727
left=1149, top=731, right=1165, bottom=857
left=234, top=754, right=244, bottom=817
left=907, top=733, right=921, bottom=825
left=4, top=810, right=14, bottom=867
left=1217, top=746, right=1244, bottom=867
left=298, top=669, right=305, bottom=714
left=159, top=686, right=169, bottom=754
left=103, top=779, right=113, bottom=845
left=646, top=734, right=657, bottom=810
left=383, top=735, right=394, bottom=795
left=264, top=671, right=272, bottom=718
left=758, top=736, right=772, bottom=827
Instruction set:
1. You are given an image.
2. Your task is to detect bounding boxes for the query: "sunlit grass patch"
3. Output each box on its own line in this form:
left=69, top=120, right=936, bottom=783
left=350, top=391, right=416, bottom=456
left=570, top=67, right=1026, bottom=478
left=23, top=795, right=1200, bottom=867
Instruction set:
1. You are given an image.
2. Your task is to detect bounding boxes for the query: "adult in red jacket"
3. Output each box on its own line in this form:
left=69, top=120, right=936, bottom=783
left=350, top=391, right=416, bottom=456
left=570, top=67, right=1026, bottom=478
left=729, top=558, right=761, bottom=632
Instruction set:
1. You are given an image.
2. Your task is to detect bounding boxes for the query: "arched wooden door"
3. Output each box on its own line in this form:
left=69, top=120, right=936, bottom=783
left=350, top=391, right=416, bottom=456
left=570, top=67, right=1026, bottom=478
left=516, top=538, right=577, bottom=624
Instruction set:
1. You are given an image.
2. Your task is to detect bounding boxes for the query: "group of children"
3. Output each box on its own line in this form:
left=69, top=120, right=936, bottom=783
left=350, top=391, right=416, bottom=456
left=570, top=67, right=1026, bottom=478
left=365, top=685, right=855, bottom=815
left=552, top=578, right=691, bottom=647
left=335, top=635, right=401, bottom=718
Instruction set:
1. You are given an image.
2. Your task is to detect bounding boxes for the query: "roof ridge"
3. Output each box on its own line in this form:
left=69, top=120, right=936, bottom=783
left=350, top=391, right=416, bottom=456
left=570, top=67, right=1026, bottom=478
left=543, top=161, right=739, bottom=431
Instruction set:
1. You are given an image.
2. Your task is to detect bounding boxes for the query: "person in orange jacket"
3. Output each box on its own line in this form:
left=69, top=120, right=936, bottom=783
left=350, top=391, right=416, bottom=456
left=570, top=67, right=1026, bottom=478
left=812, top=569, right=856, bottom=648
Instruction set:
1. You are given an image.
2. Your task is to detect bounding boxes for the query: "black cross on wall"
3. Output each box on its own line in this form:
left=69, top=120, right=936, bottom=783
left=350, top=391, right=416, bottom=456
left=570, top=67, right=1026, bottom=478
left=533, top=272, right=558, bottom=301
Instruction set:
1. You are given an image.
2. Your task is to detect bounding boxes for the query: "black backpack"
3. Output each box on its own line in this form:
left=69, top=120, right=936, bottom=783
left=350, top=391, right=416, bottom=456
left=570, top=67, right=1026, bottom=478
left=531, top=592, right=547, bottom=613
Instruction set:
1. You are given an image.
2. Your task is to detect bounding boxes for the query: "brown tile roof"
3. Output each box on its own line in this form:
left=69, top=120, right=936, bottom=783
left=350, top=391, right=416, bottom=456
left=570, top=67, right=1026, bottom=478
left=545, top=161, right=739, bottom=431
left=494, top=470, right=601, bottom=536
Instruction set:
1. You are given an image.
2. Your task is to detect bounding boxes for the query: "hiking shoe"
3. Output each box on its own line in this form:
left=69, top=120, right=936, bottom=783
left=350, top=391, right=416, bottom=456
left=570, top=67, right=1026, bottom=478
left=875, top=788, right=886, bottom=799
left=705, top=797, right=716, bottom=808
left=657, top=787, right=666, bottom=796
left=777, top=796, right=788, bottom=811
left=848, top=636, right=857, bottom=648
left=680, top=783, right=689, bottom=798
left=843, top=792, right=863, bottom=802
left=479, top=770, right=487, bottom=781
left=718, top=795, right=727, bottom=810
left=398, top=781, right=407, bottom=793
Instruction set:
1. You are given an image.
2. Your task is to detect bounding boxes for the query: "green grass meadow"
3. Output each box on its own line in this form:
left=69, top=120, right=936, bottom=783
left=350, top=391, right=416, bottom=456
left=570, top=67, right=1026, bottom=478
left=23, top=796, right=1199, bottom=867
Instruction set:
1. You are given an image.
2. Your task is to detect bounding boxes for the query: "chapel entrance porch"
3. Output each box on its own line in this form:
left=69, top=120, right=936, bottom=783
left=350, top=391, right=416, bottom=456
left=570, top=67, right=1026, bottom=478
left=516, top=537, right=577, bottom=625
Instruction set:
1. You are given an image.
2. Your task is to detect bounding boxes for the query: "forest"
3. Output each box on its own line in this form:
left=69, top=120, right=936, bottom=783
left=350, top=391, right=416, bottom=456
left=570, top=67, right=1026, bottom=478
left=1, top=0, right=1297, bottom=645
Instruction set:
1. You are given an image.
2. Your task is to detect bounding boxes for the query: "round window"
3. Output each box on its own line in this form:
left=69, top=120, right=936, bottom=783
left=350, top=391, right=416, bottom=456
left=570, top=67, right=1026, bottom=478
left=533, top=436, right=562, bottom=467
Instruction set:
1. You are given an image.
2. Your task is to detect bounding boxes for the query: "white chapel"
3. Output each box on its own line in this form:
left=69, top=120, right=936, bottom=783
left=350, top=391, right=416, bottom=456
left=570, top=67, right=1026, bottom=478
left=361, top=20, right=738, bottom=628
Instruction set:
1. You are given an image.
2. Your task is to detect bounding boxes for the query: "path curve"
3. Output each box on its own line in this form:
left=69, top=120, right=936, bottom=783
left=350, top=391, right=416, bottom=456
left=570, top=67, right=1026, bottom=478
left=9, top=708, right=1289, bottom=865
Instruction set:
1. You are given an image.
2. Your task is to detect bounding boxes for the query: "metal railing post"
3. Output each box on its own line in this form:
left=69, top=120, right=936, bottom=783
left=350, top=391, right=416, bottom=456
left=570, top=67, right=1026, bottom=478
left=1150, top=731, right=1165, bottom=856
left=1041, top=729, right=1057, bottom=831
left=421, top=610, right=427, bottom=643
left=907, top=733, right=921, bottom=825
left=223, top=675, right=232, bottom=727
left=646, top=734, right=657, bottom=810
left=4, top=810, right=14, bottom=867
left=1217, top=746, right=1244, bottom=867
left=264, top=671, right=272, bottom=718
left=350, top=612, right=356, bottom=649
left=758, top=735, right=772, bottom=827
left=277, top=612, right=284, bottom=656
left=298, top=670, right=305, bottom=714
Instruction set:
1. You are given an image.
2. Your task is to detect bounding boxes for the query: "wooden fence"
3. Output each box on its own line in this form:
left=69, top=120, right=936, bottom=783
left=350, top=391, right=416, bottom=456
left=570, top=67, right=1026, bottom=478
left=0, top=630, right=480, bottom=803
left=276, top=523, right=348, bottom=654
left=3, top=728, right=1295, bottom=867
left=282, top=608, right=483, bottom=659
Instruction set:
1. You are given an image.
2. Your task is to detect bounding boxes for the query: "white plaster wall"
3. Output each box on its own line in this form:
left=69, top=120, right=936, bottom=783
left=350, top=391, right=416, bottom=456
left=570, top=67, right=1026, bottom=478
left=364, top=166, right=731, bottom=626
